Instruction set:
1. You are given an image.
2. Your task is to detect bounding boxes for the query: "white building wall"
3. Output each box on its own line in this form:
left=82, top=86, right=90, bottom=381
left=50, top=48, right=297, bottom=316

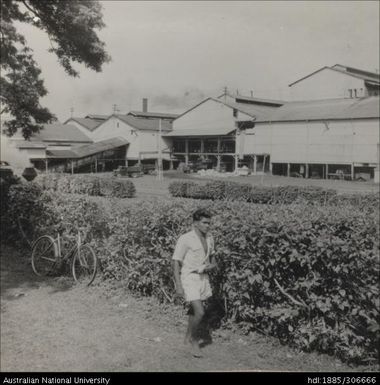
left=244, top=119, right=379, bottom=165
left=289, top=69, right=366, bottom=101
left=91, top=117, right=170, bottom=160
left=174, top=99, right=253, bottom=132
left=138, top=130, right=171, bottom=160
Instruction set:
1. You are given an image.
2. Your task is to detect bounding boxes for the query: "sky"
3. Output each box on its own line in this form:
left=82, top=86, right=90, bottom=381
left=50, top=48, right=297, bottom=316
left=11, top=0, right=380, bottom=122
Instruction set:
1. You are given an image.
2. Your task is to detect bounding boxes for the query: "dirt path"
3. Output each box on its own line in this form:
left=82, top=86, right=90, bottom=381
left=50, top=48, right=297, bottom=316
left=0, top=245, right=371, bottom=372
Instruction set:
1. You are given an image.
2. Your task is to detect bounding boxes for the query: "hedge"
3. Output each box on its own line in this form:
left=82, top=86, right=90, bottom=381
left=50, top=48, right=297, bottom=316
left=0, top=174, right=22, bottom=242
left=168, top=180, right=379, bottom=210
left=169, top=180, right=337, bottom=203
left=3, top=183, right=379, bottom=365
left=36, top=173, right=136, bottom=198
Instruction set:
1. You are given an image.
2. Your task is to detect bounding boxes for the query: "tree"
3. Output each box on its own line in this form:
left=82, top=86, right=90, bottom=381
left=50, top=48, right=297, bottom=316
left=0, top=0, right=111, bottom=139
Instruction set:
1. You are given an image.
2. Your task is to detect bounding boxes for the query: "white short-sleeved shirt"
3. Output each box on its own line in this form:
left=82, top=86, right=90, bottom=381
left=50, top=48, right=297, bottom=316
left=172, top=229, right=215, bottom=278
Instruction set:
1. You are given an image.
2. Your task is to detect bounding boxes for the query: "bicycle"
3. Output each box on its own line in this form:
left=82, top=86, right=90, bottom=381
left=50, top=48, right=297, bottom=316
left=31, top=230, right=98, bottom=286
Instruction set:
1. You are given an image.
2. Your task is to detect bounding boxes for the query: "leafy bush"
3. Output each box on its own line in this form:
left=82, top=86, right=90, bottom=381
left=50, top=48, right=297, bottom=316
left=99, top=178, right=136, bottom=198
left=168, top=181, right=197, bottom=197
left=168, top=180, right=379, bottom=209
left=0, top=174, right=21, bottom=242
left=3, top=182, right=379, bottom=364
left=2, top=182, right=53, bottom=244
left=35, top=173, right=135, bottom=198
left=0, top=174, right=20, bottom=212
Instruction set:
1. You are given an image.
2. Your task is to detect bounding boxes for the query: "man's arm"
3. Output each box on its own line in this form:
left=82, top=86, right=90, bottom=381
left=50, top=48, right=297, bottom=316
left=172, top=260, right=184, bottom=297
left=203, top=236, right=217, bottom=273
left=203, top=254, right=218, bottom=273
left=172, top=235, right=187, bottom=298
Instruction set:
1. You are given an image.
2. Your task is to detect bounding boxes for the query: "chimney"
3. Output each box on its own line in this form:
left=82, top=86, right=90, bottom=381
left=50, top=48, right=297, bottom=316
left=142, top=98, right=148, bottom=112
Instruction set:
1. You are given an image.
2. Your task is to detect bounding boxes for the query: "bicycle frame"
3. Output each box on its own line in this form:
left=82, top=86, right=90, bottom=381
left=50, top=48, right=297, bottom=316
left=56, top=232, right=82, bottom=261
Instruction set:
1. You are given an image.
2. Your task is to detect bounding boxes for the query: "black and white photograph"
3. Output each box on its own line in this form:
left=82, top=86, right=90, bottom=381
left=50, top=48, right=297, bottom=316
left=0, top=0, right=379, bottom=377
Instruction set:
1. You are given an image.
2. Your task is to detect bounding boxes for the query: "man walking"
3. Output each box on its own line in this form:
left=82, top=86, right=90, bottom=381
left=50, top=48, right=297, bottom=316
left=172, top=209, right=217, bottom=357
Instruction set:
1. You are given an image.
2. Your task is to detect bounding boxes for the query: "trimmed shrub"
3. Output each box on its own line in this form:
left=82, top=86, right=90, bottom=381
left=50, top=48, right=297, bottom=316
left=35, top=173, right=60, bottom=191
left=224, top=182, right=253, bottom=201
left=35, top=173, right=135, bottom=198
left=202, top=180, right=228, bottom=200
left=168, top=180, right=379, bottom=209
left=168, top=181, right=197, bottom=197
left=70, top=175, right=101, bottom=196
left=99, top=178, right=136, bottom=198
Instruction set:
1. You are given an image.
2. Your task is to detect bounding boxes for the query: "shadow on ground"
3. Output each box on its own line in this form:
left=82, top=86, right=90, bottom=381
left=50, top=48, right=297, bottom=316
left=0, top=243, right=77, bottom=297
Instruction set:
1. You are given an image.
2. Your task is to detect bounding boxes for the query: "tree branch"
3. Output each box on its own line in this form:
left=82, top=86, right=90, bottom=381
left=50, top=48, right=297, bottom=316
left=160, top=287, right=173, bottom=303
left=20, top=1, right=56, bottom=51
left=274, top=278, right=309, bottom=308
left=21, top=0, right=43, bottom=21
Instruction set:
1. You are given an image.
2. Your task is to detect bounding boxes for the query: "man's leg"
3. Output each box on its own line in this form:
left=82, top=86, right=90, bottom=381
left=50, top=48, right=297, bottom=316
left=188, top=300, right=205, bottom=357
left=184, top=314, right=194, bottom=344
left=198, top=300, right=213, bottom=346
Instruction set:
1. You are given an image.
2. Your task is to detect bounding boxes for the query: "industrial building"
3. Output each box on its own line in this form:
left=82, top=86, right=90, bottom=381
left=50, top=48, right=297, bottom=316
left=2, top=65, right=379, bottom=181
left=166, top=65, right=380, bottom=181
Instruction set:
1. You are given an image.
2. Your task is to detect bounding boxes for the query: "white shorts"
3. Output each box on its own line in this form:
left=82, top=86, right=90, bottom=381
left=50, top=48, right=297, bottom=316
left=181, top=273, right=212, bottom=302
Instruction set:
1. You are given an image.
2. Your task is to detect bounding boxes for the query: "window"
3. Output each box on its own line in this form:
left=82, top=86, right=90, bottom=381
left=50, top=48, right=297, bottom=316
left=188, top=140, right=201, bottom=153
left=233, top=109, right=238, bottom=118
left=220, top=139, right=235, bottom=153
left=204, top=139, right=218, bottom=153
left=173, top=140, right=186, bottom=153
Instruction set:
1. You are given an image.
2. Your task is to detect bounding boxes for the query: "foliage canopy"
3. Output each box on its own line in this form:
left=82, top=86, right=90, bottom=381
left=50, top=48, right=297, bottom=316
left=0, top=0, right=111, bottom=138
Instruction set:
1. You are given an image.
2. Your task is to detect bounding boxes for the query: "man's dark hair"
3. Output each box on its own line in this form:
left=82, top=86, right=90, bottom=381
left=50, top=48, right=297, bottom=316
left=193, top=208, right=212, bottom=222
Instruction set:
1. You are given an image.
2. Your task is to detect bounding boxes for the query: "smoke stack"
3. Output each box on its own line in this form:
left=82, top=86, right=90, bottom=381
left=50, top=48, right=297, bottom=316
left=142, top=98, right=148, bottom=112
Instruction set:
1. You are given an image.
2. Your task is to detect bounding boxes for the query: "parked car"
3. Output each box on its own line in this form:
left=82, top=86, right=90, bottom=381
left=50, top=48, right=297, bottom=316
left=113, top=165, right=149, bottom=178
left=187, top=159, right=214, bottom=172
left=141, top=164, right=157, bottom=175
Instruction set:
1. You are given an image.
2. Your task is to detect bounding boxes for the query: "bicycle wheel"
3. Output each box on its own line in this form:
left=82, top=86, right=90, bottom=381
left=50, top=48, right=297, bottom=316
left=31, top=236, right=58, bottom=276
left=72, top=244, right=97, bottom=286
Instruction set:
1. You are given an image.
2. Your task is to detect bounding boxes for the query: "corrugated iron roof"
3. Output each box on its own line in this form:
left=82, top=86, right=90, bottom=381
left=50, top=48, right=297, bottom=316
left=44, top=138, right=128, bottom=159
left=46, top=149, right=77, bottom=158
left=365, top=80, right=380, bottom=87
left=331, top=64, right=380, bottom=83
left=128, top=111, right=179, bottom=120
left=221, top=100, right=279, bottom=121
left=164, top=127, right=235, bottom=137
left=289, top=65, right=380, bottom=87
left=84, top=114, right=109, bottom=121
left=219, top=93, right=285, bottom=106
left=255, top=96, right=380, bottom=123
left=115, top=114, right=173, bottom=131
left=31, top=123, right=93, bottom=143
left=67, top=118, right=103, bottom=131
left=73, top=137, right=129, bottom=158
left=175, top=97, right=267, bottom=121
left=16, top=142, right=47, bottom=149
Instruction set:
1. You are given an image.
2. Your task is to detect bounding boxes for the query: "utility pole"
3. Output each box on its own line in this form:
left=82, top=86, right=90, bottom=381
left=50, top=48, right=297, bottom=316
left=157, top=118, right=163, bottom=181
left=234, top=118, right=240, bottom=173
